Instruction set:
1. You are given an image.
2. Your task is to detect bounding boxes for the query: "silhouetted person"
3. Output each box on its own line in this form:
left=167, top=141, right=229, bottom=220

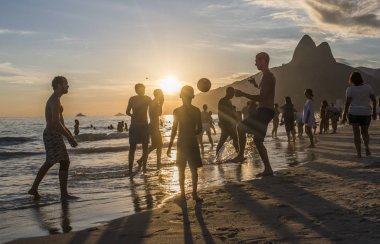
left=303, top=89, right=316, bottom=148
left=167, top=86, right=203, bottom=202
left=74, top=119, right=79, bottom=136
left=215, top=87, right=239, bottom=157
left=272, top=103, right=280, bottom=138
left=124, top=121, right=128, bottom=132
left=137, top=89, right=164, bottom=169
left=126, top=83, right=151, bottom=173
left=319, top=100, right=328, bottom=134
left=295, top=112, right=304, bottom=137
left=329, top=103, right=339, bottom=134
left=28, top=76, right=78, bottom=201
left=232, top=52, right=276, bottom=177
left=342, top=71, right=377, bottom=157
left=198, top=104, right=214, bottom=154
left=208, top=111, right=216, bottom=135
left=280, top=97, right=297, bottom=142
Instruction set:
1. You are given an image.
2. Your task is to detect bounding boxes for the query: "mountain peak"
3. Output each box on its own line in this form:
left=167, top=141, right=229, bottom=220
left=291, top=35, right=335, bottom=65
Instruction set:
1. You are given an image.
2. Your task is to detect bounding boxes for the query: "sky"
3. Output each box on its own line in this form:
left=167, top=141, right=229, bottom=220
left=0, top=0, right=379, bottom=117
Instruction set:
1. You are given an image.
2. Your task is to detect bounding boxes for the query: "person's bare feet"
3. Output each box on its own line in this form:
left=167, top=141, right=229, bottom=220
left=229, top=155, right=246, bottom=163
left=255, top=171, right=274, bottom=177
left=61, top=194, right=79, bottom=201
left=28, top=189, right=40, bottom=201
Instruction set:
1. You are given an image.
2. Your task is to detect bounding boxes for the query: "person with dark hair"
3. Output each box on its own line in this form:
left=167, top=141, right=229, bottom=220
left=137, top=89, right=164, bottom=169
left=28, top=76, right=78, bottom=201
left=216, top=87, right=239, bottom=156
left=319, top=100, right=328, bottom=134
left=167, top=86, right=203, bottom=202
left=126, top=83, right=152, bottom=173
left=342, top=71, right=377, bottom=158
left=280, top=97, right=297, bottom=142
left=232, top=52, right=276, bottom=177
left=303, top=89, right=316, bottom=148
left=198, top=104, right=214, bottom=154
left=271, top=104, right=280, bottom=138
left=74, top=119, right=80, bottom=136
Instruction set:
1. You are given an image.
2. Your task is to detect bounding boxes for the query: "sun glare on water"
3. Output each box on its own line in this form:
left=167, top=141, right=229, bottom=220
left=157, top=76, right=181, bottom=95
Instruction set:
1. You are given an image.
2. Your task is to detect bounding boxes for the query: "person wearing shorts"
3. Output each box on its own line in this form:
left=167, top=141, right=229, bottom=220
left=342, top=71, right=377, bottom=158
left=126, top=83, right=152, bottom=173
left=167, top=86, right=203, bottom=202
left=28, top=76, right=78, bottom=201
left=232, top=52, right=276, bottom=177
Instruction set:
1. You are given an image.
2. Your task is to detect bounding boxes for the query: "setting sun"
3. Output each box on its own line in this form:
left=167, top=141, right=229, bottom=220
left=157, top=76, right=182, bottom=95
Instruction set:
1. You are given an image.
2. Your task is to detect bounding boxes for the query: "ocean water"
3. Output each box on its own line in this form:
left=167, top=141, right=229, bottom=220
left=0, top=115, right=316, bottom=243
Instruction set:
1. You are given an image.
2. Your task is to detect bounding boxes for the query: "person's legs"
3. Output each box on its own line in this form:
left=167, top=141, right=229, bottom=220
left=156, top=145, right=162, bottom=169
left=352, top=125, right=361, bottom=157
left=319, top=119, right=324, bottom=134
left=305, top=126, right=315, bottom=147
left=142, top=142, right=149, bottom=172
left=216, top=129, right=228, bottom=156
left=206, top=129, right=214, bottom=148
left=255, top=138, right=273, bottom=176
left=28, top=161, right=54, bottom=199
left=59, top=160, right=76, bottom=199
left=128, top=144, right=137, bottom=173
left=234, top=123, right=247, bottom=161
left=190, top=166, right=202, bottom=202
left=286, top=130, right=291, bottom=142
left=178, top=165, right=186, bottom=198
left=291, top=128, right=296, bottom=142
left=360, top=125, right=370, bottom=156
left=198, top=133, right=204, bottom=154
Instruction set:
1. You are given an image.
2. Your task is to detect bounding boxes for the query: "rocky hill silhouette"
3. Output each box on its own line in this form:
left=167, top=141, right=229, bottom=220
left=193, top=35, right=380, bottom=112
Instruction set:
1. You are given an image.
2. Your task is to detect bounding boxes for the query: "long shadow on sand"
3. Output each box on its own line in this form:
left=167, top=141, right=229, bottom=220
left=224, top=177, right=380, bottom=243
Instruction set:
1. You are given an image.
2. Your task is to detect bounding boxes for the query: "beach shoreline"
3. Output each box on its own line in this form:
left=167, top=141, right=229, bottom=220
left=8, top=121, right=380, bottom=244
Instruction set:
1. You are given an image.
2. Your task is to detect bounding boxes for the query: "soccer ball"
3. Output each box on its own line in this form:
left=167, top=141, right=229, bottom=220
left=197, top=78, right=211, bottom=92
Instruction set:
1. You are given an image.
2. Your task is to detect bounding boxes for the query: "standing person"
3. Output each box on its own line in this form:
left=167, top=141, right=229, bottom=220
left=74, top=119, right=80, bottom=136
left=342, top=71, right=377, bottom=158
left=208, top=111, right=217, bottom=135
left=126, top=83, right=151, bottom=173
left=271, top=104, right=280, bottom=138
left=319, top=100, right=328, bottom=134
left=295, top=112, right=304, bottom=137
left=232, top=52, right=276, bottom=177
left=215, top=87, right=239, bottom=156
left=198, top=104, right=214, bottom=154
left=330, top=103, right=340, bottom=134
left=303, top=89, right=316, bottom=148
left=280, top=97, right=296, bottom=142
left=28, top=76, right=78, bottom=201
left=137, top=89, right=164, bottom=169
left=167, top=86, right=203, bottom=202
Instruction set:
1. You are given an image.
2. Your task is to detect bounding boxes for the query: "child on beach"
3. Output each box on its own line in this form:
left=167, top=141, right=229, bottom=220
left=167, top=86, right=203, bottom=202
left=342, top=71, right=377, bottom=157
left=303, top=89, right=316, bottom=148
left=280, top=97, right=296, bottom=142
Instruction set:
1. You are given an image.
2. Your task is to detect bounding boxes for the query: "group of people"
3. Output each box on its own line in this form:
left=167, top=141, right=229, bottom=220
left=28, top=51, right=377, bottom=204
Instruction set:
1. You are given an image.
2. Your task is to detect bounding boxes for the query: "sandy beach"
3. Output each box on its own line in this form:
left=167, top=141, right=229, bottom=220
left=8, top=121, right=380, bottom=244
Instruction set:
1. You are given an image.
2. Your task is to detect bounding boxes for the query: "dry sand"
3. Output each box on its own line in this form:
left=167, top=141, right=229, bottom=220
left=9, top=122, right=380, bottom=244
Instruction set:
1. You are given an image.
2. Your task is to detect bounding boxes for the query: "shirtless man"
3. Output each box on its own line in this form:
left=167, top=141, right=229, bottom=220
left=167, top=86, right=203, bottom=202
left=232, top=52, right=276, bottom=177
left=137, top=89, right=164, bottom=169
left=28, top=76, right=78, bottom=201
left=198, top=104, right=214, bottom=154
left=126, top=83, right=151, bottom=173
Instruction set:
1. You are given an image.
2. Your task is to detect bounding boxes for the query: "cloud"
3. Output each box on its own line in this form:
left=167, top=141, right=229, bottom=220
left=0, top=62, right=49, bottom=85
left=0, top=28, right=35, bottom=35
left=247, top=0, right=380, bottom=38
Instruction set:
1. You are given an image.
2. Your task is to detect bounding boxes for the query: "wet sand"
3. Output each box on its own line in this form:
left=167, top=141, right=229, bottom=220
left=8, top=121, right=380, bottom=244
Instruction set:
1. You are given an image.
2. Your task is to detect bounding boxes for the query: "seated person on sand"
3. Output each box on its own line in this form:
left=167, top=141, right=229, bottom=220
left=167, top=86, right=203, bottom=202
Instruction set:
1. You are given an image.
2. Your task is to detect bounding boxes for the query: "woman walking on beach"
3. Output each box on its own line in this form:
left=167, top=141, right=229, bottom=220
left=342, top=71, right=377, bottom=158
left=303, top=89, right=316, bottom=148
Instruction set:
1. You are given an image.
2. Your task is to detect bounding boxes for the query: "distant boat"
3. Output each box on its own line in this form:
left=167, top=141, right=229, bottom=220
left=114, top=113, right=125, bottom=116
left=76, top=113, right=86, bottom=117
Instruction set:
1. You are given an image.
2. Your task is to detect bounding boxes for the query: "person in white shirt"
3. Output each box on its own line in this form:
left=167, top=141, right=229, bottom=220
left=303, top=89, right=316, bottom=148
left=342, top=71, right=377, bottom=158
